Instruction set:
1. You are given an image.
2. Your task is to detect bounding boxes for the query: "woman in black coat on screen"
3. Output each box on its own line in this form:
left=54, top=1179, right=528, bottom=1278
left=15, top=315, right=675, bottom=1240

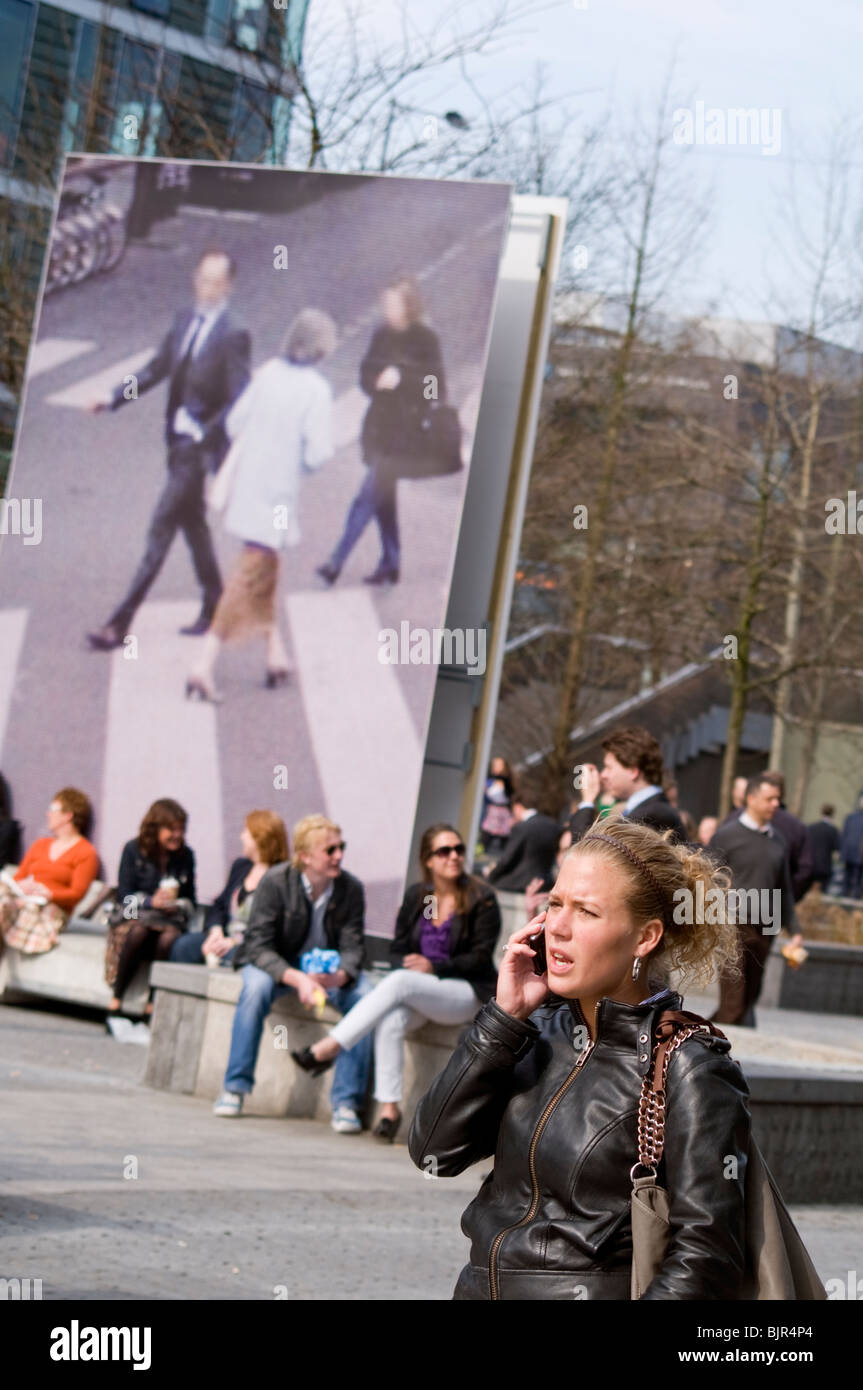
left=316, top=273, right=446, bottom=587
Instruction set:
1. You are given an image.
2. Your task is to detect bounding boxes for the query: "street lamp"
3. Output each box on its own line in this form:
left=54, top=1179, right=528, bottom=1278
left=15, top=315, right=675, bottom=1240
left=380, top=100, right=470, bottom=167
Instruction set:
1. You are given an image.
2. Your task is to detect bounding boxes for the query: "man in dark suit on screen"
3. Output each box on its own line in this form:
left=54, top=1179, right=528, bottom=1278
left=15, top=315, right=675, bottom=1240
left=568, top=726, right=686, bottom=844
left=86, top=248, right=251, bottom=649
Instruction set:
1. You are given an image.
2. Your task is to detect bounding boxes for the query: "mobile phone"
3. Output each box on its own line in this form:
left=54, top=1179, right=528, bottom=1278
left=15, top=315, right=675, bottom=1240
left=530, top=924, right=547, bottom=976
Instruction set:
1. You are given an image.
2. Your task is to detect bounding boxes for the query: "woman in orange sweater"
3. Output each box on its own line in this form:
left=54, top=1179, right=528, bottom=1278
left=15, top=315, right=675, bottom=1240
left=0, top=787, right=99, bottom=954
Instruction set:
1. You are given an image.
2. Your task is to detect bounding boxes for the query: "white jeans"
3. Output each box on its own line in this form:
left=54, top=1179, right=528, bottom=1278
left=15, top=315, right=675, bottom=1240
left=328, top=969, right=479, bottom=1103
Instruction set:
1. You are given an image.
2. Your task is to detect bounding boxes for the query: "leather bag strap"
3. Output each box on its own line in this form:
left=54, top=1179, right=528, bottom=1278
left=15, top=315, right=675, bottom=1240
left=650, top=1009, right=727, bottom=1092
left=636, top=1009, right=729, bottom=1170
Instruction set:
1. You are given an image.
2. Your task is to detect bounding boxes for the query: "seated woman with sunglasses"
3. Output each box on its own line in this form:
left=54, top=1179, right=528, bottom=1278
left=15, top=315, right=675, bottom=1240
left=293, top=824, right=500, bottom=1141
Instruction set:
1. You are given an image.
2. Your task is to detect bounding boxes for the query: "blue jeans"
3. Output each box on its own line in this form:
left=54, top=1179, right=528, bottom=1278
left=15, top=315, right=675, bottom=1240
left=170, top=930, right=235, bottom=966
left=223, top=963, right=374, bottom=1111
left=329, top=459, right=399, bottom=572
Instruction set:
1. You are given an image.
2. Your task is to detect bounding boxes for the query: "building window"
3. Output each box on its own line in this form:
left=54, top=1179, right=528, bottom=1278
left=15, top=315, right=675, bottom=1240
left=205, top=0, right=233, bottom=43
left=130, top=0, right=171, bottom=16
left=109, top=39, right=161, bottom=156
left=230, top=80, right=273, bottom=162
left=231, top=0, right=268, bottom=53
left=0, top=0, right=35, bottom=169
left=62, top=21, right=100, bottom=154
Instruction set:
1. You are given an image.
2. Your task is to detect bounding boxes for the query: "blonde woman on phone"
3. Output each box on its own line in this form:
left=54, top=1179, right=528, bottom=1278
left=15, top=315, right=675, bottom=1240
left=408, top=816, right=751, bottom=1300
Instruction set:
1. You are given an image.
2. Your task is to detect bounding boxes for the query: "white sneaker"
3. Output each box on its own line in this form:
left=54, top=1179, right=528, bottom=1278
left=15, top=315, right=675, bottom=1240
left=213, top=1090, right=244, bottom=1117
left=331, top=1105, right=362, bottom=1134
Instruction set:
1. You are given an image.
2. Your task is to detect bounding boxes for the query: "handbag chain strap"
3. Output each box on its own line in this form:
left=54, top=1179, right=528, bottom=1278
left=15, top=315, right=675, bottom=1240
left=636, top=1022, right=709, bottom=1170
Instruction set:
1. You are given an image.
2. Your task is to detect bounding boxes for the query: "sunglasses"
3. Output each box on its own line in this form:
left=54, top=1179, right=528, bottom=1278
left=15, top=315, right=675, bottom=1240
left=325, top=842, right=346, bottom=855
left=431, top=843, right=466, bottom=859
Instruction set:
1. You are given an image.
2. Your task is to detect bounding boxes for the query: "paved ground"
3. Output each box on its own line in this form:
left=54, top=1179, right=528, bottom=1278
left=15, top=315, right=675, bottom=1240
left=2, top=998, right=862, bottom=1301
left=684, top=988, right=863, bottom=1075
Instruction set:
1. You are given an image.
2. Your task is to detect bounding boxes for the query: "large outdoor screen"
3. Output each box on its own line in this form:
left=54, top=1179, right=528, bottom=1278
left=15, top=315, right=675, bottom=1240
left=0, top=156, right=511, bottom=933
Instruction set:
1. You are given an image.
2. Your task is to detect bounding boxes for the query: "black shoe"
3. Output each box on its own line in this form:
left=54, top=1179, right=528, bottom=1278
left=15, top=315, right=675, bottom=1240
left=291, top=1046, right=334, bottom=1078
left=363, top=566, right=399, bottom=586
left=180, top=612, right=215, bottom=636
left=373, top=1110, right=401, bottom=1143
left=86, top=623, right=125, bottom=651
left=315, top=562, right=340, bottom=586
left=185, top=676, right=223, bottom=704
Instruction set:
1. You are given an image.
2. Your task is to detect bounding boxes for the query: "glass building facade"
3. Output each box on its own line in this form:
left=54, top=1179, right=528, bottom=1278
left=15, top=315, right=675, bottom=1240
left=0, top=0, right=309, bottom=449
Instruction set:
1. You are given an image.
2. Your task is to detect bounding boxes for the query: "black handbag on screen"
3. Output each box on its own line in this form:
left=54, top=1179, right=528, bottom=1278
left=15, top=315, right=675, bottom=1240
left=406, top=401, right=464, bottom=478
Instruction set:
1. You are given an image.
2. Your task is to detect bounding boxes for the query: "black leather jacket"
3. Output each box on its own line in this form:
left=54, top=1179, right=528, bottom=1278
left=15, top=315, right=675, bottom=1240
left=408, top=986, right=751, bottom=1300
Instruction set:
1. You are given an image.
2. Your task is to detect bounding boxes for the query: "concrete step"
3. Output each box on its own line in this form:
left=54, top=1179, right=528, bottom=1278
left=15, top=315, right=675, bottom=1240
left=0, top=922, right=150, bottom=1016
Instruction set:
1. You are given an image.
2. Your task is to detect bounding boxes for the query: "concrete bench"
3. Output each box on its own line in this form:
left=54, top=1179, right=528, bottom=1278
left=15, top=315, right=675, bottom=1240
left=770, top=939, right=863, bottom=1016
left=0, top=916, right=150, bottom=1016
left=144, top=961, right=467, bottom=1128
left=0, top=881, right=525, bottom=1026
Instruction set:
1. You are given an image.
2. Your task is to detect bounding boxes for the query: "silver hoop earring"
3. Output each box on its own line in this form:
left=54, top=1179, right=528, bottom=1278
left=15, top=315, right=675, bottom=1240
left=631, top=955, right=643, bottom=981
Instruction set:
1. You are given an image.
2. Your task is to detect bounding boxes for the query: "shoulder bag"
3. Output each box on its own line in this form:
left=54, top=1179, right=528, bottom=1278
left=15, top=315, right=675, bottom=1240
left=630, top=1008, right=827, bottom=1300
left=405, top=400, right=464, bottom=478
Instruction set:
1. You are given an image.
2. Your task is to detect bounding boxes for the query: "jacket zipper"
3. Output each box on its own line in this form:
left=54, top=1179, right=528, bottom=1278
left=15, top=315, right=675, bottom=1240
left=487, top=1001, right=597, bottom=1300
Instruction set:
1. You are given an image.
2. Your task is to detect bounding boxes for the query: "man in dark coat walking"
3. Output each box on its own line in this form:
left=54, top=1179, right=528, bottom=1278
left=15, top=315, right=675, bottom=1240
left=718, top=771, right=813, bottom=901
left=485, top=797, right=562, bottom=893
left=807, top=804, right=841, bottom=893
left=709, top=774, right=802, bottom=1026
left=86, top=248, right=251, bottom=647
left=840, top=796, right=863, bottom=899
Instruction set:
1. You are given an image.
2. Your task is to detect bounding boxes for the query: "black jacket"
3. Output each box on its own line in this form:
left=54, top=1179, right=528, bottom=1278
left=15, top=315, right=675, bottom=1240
left=708, top=818, right=797, bottom=932
left=0, top=817, right=21, bottom=869
left=204, top=856, right=254, bottom=931
left=570, top=792, right=685, bottom=846
left=232, top=862, right=366, bottom=985
left=487, top=813, right=562, bottom=892
left=409, top=987, right=751, bottom=1300
left=720, top=806, right=813, bottom=901
left=359, top=321, right=445, bottom=464
left=110, top=307, right=251, bottom=468
left=840, top=809, right=863, bottom=866
left=391, top=879, right=500, bottom=1003
left=807, top=820, right=840, bottom=880
left=116, top=838, right=197, bottom=926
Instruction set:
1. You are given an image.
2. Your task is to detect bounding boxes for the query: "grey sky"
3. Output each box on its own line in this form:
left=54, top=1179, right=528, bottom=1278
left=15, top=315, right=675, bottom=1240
left=314, top=0, right=863, bottom=334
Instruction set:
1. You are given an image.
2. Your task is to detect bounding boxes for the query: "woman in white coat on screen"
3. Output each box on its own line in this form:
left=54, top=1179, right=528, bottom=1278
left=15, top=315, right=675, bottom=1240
left=185, top=309, right=337, bottom=703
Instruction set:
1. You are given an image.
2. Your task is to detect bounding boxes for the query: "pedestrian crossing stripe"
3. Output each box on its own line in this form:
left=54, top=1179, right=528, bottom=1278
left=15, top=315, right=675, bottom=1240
left=285, top=587, right=421, bottom=887
left=28, top=338, right=97, bottom=380
left=45, top=349, right=155, bottom=410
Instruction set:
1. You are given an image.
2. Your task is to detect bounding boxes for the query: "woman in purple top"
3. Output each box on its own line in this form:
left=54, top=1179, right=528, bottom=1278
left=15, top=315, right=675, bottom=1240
left=292, top=824, right=501, bottom=1141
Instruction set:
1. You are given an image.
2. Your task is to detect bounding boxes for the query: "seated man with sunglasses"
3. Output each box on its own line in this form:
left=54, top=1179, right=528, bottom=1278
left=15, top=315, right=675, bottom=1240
left=213, top=813, right=373, bottom=1134
left=291, top=823, right=500, bottom=1143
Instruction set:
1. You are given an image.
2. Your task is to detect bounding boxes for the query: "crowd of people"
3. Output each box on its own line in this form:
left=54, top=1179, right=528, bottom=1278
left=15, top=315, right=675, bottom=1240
left=1, top=723, right=861, bottom=1141
left=0, top=783, right=503, bottom=1141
